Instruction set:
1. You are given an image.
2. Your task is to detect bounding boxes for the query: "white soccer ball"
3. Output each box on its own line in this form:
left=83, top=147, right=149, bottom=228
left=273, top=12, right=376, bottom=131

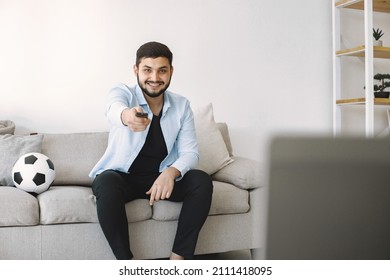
left=12, top=152, right=55, bottom=194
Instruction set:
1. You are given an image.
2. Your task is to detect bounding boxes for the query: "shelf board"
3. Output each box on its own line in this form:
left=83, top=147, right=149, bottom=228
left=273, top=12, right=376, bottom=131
left=336, top=45, right=390, bottom=59
left=336, top=97, right=390, bottom=105
left=336, top=0, right=390, bottom=13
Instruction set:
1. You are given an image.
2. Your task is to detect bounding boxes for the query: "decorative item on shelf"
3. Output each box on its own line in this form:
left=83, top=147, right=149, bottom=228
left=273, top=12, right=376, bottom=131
left=374, top=73, right=390, bottom=98
left=373, top=28, right=384, bottom=47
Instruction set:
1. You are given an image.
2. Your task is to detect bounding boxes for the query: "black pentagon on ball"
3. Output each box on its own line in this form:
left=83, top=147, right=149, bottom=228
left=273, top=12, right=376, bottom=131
left=14, top=172, right=23, bottom=185
left=46, top=159, right=55, bottom=170
left=25, top=155, right=38, bottom=165
left=33, top=173, right=46, bottom=186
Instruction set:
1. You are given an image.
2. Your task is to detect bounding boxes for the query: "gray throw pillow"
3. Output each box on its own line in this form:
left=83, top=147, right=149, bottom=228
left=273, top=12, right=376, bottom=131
left=0, top=120, right=15, bottom=135
left=0, top=134, right=44, bottom=186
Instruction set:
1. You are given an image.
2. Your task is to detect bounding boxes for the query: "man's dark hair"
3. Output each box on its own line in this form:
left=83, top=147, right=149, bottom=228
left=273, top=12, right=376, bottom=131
left=136, top=41, right=173, bottom=67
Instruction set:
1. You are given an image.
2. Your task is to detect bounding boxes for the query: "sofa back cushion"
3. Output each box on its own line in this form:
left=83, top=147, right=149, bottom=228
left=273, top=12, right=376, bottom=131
left=41, top=132, right=108, bottom=186
left=41, top=123, right=231, bottom=186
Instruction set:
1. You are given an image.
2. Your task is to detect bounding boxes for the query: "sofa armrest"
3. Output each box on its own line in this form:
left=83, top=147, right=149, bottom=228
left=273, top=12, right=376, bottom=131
left=211, top=156, right=264, bottom=190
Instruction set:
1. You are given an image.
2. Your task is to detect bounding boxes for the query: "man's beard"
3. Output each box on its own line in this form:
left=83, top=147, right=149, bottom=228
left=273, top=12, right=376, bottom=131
left=137, top=75, right=171, bottom=98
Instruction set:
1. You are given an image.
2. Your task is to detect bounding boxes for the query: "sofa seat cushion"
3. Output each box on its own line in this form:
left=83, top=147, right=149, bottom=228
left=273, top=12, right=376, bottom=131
left=38, top=186, right=98, bottom=224
left=152, top=181, right=250, bottom=221
left=38, top=181, right=249, bottom=225
left=0, top=187, right=39, bottom=226
left=38, top=186, right=152, bottom=224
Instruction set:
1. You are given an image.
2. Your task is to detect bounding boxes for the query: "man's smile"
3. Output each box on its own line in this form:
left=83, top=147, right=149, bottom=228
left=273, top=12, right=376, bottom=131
left=146, top=81, right=164, bottom=87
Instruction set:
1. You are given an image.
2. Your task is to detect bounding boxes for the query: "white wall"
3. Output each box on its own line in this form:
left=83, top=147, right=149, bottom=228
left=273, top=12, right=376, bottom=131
left=0, top=0, right=333, bottom=162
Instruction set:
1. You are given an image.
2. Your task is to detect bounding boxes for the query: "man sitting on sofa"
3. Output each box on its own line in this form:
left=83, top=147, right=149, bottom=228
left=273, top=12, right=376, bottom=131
left=89, top=41, right=213, bottom=260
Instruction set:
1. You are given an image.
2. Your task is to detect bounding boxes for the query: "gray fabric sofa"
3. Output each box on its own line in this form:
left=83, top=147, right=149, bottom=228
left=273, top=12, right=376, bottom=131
left=0, top=123, right=265, bottom=260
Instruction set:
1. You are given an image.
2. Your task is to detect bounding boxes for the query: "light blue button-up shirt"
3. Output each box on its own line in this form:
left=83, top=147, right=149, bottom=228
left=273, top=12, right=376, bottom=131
left=89, top=83, right=199, bottom=179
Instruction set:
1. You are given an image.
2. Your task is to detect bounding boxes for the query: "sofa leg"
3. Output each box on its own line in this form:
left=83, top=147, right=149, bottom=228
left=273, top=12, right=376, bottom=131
left=250, top=248, right=265, bottom=260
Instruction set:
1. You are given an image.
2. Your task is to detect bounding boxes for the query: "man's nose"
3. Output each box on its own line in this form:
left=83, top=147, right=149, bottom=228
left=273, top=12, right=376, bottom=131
left=150, top=71, right=159, bottom=81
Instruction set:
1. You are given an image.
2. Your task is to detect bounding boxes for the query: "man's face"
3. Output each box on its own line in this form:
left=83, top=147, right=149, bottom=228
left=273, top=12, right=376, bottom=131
left=134, top=57, right=173, bottom=98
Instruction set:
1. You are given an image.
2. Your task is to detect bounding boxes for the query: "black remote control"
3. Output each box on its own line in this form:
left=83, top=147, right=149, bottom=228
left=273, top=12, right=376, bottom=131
left=136, top=112, right=148, bottom=118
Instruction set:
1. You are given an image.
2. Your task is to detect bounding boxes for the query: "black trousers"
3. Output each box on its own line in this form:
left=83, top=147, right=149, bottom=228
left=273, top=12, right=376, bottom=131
left=91, top=169, right=213, bottom=260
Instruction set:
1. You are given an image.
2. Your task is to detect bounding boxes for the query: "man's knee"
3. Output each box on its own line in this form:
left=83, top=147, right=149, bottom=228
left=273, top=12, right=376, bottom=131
left=92, top=169, right=123, bottom=197
left=186, top=169, right=213, bottom=194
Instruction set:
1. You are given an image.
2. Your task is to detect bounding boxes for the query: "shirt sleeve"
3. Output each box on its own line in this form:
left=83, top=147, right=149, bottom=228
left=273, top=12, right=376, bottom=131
left=105, top=85, right=130, bottom=127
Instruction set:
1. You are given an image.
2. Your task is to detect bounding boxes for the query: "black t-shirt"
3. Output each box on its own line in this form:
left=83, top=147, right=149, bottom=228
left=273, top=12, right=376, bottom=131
left=128, top=112, right=168, bottom=176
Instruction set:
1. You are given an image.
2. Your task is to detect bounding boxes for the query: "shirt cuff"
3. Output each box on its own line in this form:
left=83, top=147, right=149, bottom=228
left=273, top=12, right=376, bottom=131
left=171, top=153, right=199, bottom=180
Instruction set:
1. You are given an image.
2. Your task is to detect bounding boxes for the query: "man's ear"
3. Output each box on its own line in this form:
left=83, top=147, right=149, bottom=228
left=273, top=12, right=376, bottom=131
left=133, top=64, right=138, bottom=75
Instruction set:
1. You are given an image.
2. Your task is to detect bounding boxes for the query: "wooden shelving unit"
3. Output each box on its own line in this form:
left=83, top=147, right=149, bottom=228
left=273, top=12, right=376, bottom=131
left=336, top=45, right=390, bottom=58
left=336, top=97, right=390, bottom=105
left=335, top=0, right=390, bottom=13
left=333, top=0, right=390, bottom=136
